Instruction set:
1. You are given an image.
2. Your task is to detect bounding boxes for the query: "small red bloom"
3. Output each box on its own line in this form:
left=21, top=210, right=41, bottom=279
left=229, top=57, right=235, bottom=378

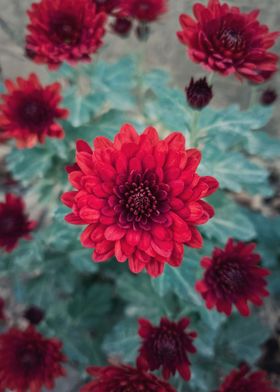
left=111, top=16, right=133, bottom=37
left=80, top=364, right=176, bottom=392
left=177, top=0, right=280, bottom=83
left=93, top=0, right=119, bottom=14
left=0, top=298, right=5, bottom=321
left=24, top=306, right=45, bottom=326
left=61, top=125, right=218, bottom=277
left=0, top=194, right=36, bottom=252
left=26, top=0, right=107, bottom=69
left=217, top=364, right=278, bottom=392
left=196, top=239, right=270, bottom=316
left=137, top=317, right=197, bottom=381
left=0, top=326, right=66, bottom=392
left=120, top=0, right=167, bottom=22
left=0, top=74, right=68, bottom=148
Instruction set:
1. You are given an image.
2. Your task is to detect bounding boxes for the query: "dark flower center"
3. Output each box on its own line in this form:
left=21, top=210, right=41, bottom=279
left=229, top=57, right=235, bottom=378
left=219, top=28, right=245, bottom=51
left=19, top=98, right=50, bottom=129
left=95, top=0, right=109, bottom=4
left=212, top=259, right=248, bottom=294
left=0, top=215, right=17, bottom=234
left=155, top=332, right=177, bottom=362
left=18, top=347, right=41, bottom=371
left=50, top=13, right=80, bottom=44
left=115, top=170, right=170, bottom=229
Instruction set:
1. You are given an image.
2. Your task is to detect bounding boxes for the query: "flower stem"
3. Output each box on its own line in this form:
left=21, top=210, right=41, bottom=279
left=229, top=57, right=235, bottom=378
left=190, top=110, right=200, bottom=147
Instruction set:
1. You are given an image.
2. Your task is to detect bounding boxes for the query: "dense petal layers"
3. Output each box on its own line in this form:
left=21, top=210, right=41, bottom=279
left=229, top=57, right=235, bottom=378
left=217, top=364, right=278, bottom=392
left=0, top=326, right=66, bottom=392
left=0, top=74, right=68, bottom=148
left=137, top=317, right=197, bottom=381
left=177, top=0, right=280, bottom=82
left=61, top=124, right=219, bottom=277
left=120, top=0, right=167, bottom=22
left=196, top=238, right=270, bottom=316
left=80, top=364, right=176, bottom=392
left=0, top=194, right=36, bottom=252
left=26, top=0, right=107, bottom=69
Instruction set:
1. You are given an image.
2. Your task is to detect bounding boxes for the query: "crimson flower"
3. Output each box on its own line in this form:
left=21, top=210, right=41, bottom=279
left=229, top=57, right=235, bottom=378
left=217, top=364, right=278, bottom=392
left=120, top=0, right=168, bottom=22
left=61, top=124, right=218, bottom=277
left=26, top=0, right=107, bottom=69
left=0, top=194, right=36, bottom=252
left=0, top=74, right=68, bottom=148
left=93, top=0, right=119, bottom=14
left=0, top=298, right=5, bottom=321
left=0, top=326, right=66, bottom=392
left=80, top=364, right=176, bottom=392
left=137, top=317, right=197, bottom=381
left=196, top=239, right=270, bottom=316
left=177, top=0, right=280, bottom=83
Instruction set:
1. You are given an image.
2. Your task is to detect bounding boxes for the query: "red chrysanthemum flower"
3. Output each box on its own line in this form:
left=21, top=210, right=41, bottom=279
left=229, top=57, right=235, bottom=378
left=137, top=317, right=197, bottom=381
left=0, top=326, right=66, bottom=392
left=177, top=0, right=280, bottom=83
left=0, top=74, right=68, bottom=148
left=0, top=299, right=5, bottom=321
left=217, top=364, right=278, bottom=392
left=93, top=0, right=119, bottom=14
left=26, top=0, right=107, bottom=69
left=61, top=124, right=219, bottom=277
left=80, top=364, right=176, bottom=392
left=120, top=0, right=168, bottom=22
left=0, top=194, right=36, bottom=253
left=196, top=238, right=270, bottom=316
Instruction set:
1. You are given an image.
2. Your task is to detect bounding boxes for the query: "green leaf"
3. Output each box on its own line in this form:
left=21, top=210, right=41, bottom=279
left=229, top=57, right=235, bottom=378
left=69, top=249, right=98, bottom=274
left=245, top=131, right=280, bottom=160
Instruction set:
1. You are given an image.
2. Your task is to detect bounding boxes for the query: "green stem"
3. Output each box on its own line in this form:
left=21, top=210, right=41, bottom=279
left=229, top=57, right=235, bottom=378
left=248, top=84, right=258, bottom=108
left=190, top=110, right=200, bottom=147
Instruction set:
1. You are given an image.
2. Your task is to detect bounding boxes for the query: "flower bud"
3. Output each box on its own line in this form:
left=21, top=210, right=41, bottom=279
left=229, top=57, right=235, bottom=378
left=186, top=77, right=213, bottom=110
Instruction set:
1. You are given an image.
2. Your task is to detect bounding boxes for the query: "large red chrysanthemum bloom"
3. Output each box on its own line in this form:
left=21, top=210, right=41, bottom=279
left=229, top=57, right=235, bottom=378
left=137, top=317, right=197, bottom=381
left=80, top=364, right=176, bottom=392
left=0, top=74, right=68, bottom=148
left=0, top=194, right=36, bottom=252
left=26, top=0, right=107, bottom=69
left=61, top=125, right=219, bottom=277
left=196, top=239, right=270, bottom=316
left=177, top=0, right=280, bottom=83
left=120, top=0, right=168, bottom=22
left=217, top=364, right=278, bottom=392
left=0, top=326, right=66, bottom=392
left=93, top=0, right=119, bottom=14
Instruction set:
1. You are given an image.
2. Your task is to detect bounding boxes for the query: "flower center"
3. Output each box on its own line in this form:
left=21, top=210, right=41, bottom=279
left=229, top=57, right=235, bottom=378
left=0, top=215, right=17, bottom=234
left=50, top=13, right=80, bottom=44
left=156, top=332, right=177, bottom=363
left=214, top=260, right=247, bottom=294
left=95, top=0, right=109, bottom=4
left=19, top=348, right=41, bottom=371
left=219, top=28, right=245, bottom=51
left=18, top=97, right=50, bottom=130
left=115, top=170, right=170, bottom=229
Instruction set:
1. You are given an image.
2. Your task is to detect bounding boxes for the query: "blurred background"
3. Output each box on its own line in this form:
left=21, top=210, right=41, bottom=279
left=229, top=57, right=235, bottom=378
left=0, top=0, right=279, bottom=390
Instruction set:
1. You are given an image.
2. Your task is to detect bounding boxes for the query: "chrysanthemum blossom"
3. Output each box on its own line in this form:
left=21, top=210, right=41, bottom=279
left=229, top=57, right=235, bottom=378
left=217, top=364, right=278, bottom=392
left=61, top=124, right=219, bottom=277
left=196, top=239, right=270, bottom=316
left=0, top=194, right=36, bottom=252
left=137, top=317, right=197, bottom=381
left=0, top=74, right=68, bottom=148
left=0, top=326, right=66, bottom=392
left=120, top=0, right=167, bottom=22
left=80, top=365, right=176, bottom=392
left=177, top=0, right=280, bottom=83
left=26, top=0, right=107, bottom=69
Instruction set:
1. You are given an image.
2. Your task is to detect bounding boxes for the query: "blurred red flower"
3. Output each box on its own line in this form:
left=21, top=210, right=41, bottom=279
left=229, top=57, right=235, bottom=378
left=80, top=364, right=176, bottom=392
left=217, top=364, right=278, bottom=392
left=61, top=124, right=218, bottom=277
left=0, top=74, right=68, bottom=148
left=120, top=0, right=167, bottom=22
left=0, top=326, right=66, bottom=392
left=137, top=317, right=197, bottom=381
left=26, top=0, right=107, bottom=69
left=0, top=194, right=36, bottom=252
left=196, top=238, right=270, bottom=316
left=177, top=0, right=280, bottom=83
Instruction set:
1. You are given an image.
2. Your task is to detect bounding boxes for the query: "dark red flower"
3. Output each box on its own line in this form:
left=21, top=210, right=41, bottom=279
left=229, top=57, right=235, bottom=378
left=137, top=317, right=197, bottom=381
left=111, top=16, right=133, bottom=37
left=24, top=306, right=45, bottom=326
left=261, top=88, right=277, bottom=105
left=0, top=194, right=36, bottom=253
left=26, top=0, right=107, bottom=69
left=61, top=125, right=219, bottom=277
left=93, top=0, right=119, bottom=14
left=217, top=364, right=278, bottom=392
left=0, top=74, right=68, bottom=148
left=196, top=238, right=270, bottom=316
left=120, top=0, right=167, bottom=22
left=177, top=0, right=280, bottom=83
left=80, top=364, right=176, bottom=392
left=186, top=77, right=213, bottom=110
left=0, top=298, right=5, bottom=321
left=0, top=326, right=66, bottom=392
